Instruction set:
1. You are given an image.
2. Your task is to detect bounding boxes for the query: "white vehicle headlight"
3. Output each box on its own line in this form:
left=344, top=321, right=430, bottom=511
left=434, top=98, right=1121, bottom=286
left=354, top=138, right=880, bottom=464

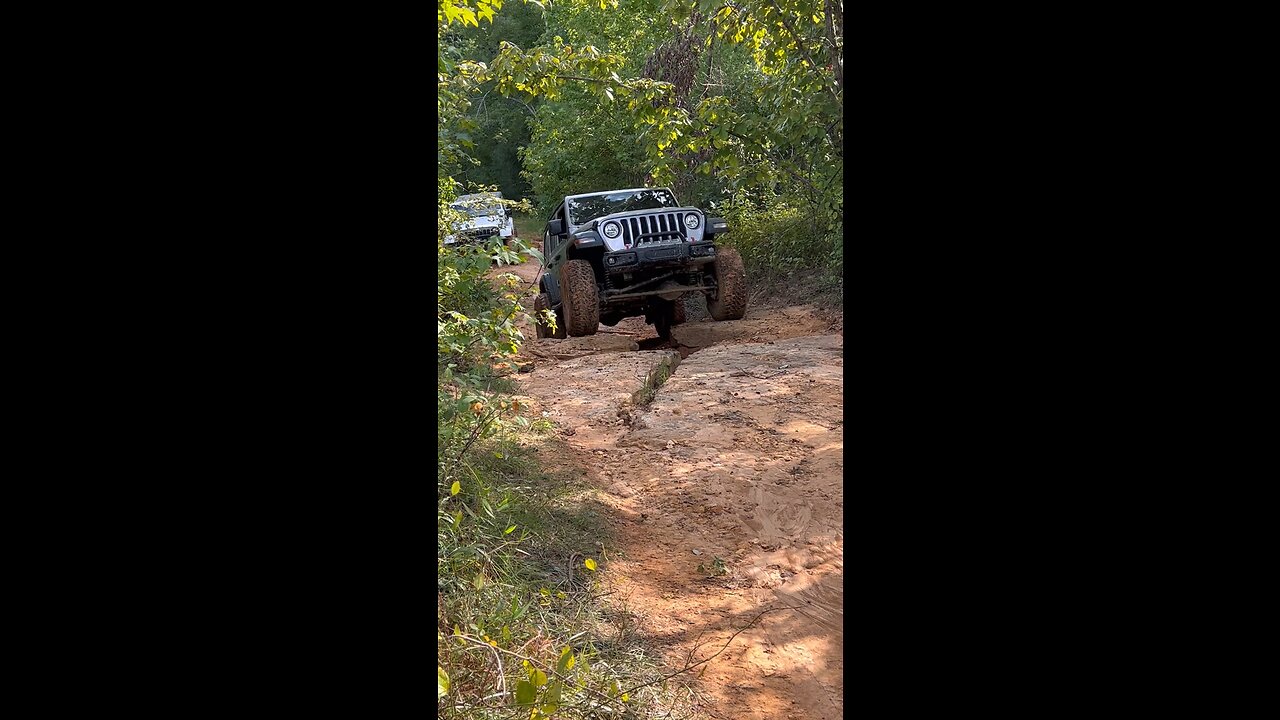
left=684, top=213, right=700, bottom=229
left=602, top=221, right=621, bottom=239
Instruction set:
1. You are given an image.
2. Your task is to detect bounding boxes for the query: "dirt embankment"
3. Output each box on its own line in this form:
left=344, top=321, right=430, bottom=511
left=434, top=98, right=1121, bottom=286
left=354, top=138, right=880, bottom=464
left=506, top=257, right=843, bottom=720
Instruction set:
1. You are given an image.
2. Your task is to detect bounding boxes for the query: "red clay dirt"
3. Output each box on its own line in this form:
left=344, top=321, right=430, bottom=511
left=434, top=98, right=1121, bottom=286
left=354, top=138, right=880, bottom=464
left=506, top=255, right=844, bottom=720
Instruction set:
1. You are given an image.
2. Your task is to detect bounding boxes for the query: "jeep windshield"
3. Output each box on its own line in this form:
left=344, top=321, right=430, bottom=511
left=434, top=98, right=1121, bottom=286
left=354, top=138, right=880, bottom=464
left=567, top=188, right=679, bottom=225
left=450, top=201, right=502, bottom=218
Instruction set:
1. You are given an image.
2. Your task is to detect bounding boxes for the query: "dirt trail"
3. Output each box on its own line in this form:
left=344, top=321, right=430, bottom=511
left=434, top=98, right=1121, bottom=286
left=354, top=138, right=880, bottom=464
left=505, top=256, right=843, bottom=720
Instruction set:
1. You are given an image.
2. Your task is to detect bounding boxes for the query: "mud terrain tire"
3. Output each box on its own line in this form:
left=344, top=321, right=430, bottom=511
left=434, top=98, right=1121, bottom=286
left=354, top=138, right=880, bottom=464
left=533, top=292, right=566, bottom=339
left=707, top=247, right=747, bottom=321
left=560, top=259, right=600, bottom=336
left=654, top=298, right=686, bottom=340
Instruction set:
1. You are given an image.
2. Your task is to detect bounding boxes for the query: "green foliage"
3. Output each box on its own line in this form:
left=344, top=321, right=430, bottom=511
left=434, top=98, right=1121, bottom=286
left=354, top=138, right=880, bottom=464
left=467, top=0, right=842, bottom=234
left=489, top=0, right=844, bottom=217
left=696, top=556, right=728, bottom=577
left=511, top=211, right=545, bottom=239
left=439, top=0, right=504, bottom=28
left=437, top=436, right=695, bottom=719
left=713, top=187, right=839, bottom=276
left=459, top=95, right=536, bottom=201
left=519, top=88, right=649, bottom=209
left=655, top=0, right=843, bottom=223
left=437, top=180, right=538, bottom=358
left=451, top=0, right=548, bottom=200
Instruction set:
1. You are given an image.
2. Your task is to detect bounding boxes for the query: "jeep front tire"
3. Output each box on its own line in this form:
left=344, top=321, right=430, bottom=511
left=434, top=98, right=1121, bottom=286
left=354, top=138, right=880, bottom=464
left=707, top=247, right=747, bottom=321
left=559, top=259, right=600, bottom=336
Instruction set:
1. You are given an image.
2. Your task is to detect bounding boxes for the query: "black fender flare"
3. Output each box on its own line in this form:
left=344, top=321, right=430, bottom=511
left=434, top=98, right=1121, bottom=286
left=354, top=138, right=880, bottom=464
left=545, top=231, right=604, bottom=304
left=568, top=230, right=605, bottom=250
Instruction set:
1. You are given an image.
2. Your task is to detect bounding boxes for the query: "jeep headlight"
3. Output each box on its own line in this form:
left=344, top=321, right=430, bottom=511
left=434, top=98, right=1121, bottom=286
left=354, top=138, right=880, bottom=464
left=602, top=221, right=621, bottom=239
left=684, top=213, right=701, bottom=229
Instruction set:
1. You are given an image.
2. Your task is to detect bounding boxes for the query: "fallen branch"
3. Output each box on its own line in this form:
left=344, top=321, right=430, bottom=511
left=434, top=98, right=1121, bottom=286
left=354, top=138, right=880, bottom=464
left=445, top=604, right=802, bottom=714
left=618, top=604, right=803, bottom=695
left=452, top=633, right=507, bottom=700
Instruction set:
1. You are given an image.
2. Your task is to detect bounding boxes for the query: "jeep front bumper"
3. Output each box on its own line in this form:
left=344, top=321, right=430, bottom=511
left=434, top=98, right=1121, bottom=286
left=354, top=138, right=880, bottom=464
left=603, top=242, right=717, bottom=272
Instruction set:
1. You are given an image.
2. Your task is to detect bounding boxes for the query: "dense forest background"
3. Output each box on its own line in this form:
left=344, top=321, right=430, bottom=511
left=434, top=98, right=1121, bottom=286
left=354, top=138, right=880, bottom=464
left=441, top=0, right=843, bottom=282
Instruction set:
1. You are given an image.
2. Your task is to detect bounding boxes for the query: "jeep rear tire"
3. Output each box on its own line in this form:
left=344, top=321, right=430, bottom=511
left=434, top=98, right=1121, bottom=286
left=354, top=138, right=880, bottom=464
left=533, top=292, right=566, bottom=339
left=560, top=259, right=600, bottom=336
left=707, top=247, right=747, bottom=321
left=654, top=298, right=686, bottom=341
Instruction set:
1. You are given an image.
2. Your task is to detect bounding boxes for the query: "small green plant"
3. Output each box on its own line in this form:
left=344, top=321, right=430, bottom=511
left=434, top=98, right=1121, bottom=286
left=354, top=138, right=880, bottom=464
left=530, top=415, right=555, bottom=434
left=631, top=354, right=679, bottom=407
left=697, top=556, right=729, bottom=577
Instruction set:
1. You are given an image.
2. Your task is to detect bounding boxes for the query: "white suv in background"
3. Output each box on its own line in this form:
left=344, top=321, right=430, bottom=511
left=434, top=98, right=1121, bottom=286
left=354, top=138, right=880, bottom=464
left=444, top=192, right=516, bottom=246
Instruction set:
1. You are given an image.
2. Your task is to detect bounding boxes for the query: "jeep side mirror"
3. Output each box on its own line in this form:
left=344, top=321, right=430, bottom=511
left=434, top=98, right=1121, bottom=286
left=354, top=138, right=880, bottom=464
left=547, top=219, right=565, bottom=236
left=705, top=217, right=729, bottom=234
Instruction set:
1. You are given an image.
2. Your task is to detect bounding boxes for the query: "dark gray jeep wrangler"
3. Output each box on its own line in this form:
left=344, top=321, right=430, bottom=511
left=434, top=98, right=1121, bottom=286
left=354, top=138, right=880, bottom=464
left=533, top=187, right=747, bottom=339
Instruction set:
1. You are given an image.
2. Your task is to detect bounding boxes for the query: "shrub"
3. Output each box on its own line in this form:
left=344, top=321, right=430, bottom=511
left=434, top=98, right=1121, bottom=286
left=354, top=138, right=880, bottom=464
left=712, top=188, right=841, bottom=277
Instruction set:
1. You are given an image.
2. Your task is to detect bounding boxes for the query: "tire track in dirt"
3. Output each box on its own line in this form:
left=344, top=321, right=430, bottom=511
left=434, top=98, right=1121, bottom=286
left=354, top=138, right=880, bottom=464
left=508, top=256, right=843, bottom=719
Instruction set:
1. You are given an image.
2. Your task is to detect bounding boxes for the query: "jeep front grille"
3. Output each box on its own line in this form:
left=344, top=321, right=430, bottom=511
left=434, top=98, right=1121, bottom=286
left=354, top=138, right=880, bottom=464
left=459, top=228, right=496, bottom=243
left=621, top=212, right=687, bottom=248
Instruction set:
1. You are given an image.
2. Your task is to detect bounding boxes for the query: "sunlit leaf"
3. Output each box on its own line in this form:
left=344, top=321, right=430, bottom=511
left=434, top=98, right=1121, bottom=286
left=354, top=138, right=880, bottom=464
left=516, top=680, right=536, bottom=705
left=557, top=647, right=575, bottom=674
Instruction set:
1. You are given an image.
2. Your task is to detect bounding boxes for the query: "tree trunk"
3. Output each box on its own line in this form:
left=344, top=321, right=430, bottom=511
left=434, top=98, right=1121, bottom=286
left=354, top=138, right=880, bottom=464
left=826, top=0, right=843, bottom=94
left=825, top=0, right=843, bottom=159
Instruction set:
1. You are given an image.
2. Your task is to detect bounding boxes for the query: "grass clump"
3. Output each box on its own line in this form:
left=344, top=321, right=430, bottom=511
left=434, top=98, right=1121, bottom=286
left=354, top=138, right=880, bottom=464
left=630, top=354, right=679, bottom=408
left=511, top=212, right=545, bottom=245
left=438, top=420, right=697, bottom=719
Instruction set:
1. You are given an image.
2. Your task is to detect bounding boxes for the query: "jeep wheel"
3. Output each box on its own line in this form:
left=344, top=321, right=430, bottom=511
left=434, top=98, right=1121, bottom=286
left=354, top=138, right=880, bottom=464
left=707, top=247, right=747, bottom=321
left=559, top=259, right=600, bottom=336
left=533, top=292, right=566, bottom=339
left=654, top=298, right=686, bottom=341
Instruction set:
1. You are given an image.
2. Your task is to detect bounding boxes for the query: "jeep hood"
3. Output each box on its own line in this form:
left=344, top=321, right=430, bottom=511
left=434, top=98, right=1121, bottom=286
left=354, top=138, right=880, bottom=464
left=458, top=216, right=505, bottom=231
